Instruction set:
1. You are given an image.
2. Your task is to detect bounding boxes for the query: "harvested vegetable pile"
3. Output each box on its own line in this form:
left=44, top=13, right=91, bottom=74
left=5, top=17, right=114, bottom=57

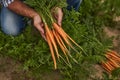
left=101, top=50, right=120, bottom=73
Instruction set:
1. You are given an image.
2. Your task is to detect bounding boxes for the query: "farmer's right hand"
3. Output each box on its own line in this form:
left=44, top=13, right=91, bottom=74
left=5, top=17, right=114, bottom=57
left=33, top=14, right=46, bottom=40
left=51, top=7, right=63, bottom=26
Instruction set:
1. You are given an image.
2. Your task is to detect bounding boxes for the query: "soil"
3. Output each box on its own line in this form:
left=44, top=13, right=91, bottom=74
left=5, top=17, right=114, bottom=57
left=104, top=16, right=120, bottom=53
left=0, top=57, right=34, bottom=80
left=0, top=56, right=63, bottom=80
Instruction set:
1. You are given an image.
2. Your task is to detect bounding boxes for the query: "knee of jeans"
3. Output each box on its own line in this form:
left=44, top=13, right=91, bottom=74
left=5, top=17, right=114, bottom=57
left=1, top=24, right=21, bottom=36
left=67, top=0, right=82, bottom=11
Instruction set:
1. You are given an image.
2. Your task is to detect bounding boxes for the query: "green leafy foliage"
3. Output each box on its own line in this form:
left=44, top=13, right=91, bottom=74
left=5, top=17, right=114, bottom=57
left=112, top=68, right=120, bottom=78
left=0, top=0, right=120, bottom=80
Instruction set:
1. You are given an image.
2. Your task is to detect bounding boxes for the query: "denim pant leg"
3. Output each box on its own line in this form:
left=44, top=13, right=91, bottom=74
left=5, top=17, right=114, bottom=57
left=67, top=0, right=82, bottom=11
left=0, top=7, right=25, bottom=36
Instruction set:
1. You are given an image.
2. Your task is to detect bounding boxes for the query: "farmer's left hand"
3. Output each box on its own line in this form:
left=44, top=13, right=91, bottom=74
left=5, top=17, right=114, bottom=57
left=33, top=14, right=46, bottom=40
left=52, top=7, right=63, bottom=26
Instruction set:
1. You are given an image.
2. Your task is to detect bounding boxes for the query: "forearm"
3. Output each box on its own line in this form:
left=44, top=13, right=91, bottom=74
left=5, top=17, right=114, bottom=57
left=7, top=0, right=38, bottom=18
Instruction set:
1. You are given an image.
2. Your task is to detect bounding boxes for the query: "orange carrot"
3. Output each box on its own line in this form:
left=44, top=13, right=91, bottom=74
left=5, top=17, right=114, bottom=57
left=45, top=24, right=60, bottom=59
left=110, top=51, right=120, bottom=58
left=46, top=32, right=57, bottom=69
left=53, top=22, right=67, bottom=37
left=50, top=30, right=60, bottom=59
left=106, top=61, right=114, bottom=71
left=52, top=23, right=70, bottom=46
left=56, top=29, right=78, bottom=63
left=106, top=53, right=120, bottom=60
left=52, top=30, right=66, bottom=55
left=101, top=62, right=111, bottom=73
left=108, top=60, right=116, bottom=69
left=53, top=22, right=86, bottom=55
left=109, top=58, right=120, bottom=68
left=55, top=31, right=69, bottom=53
left=104, top=63, right=111, bottom=72
left=52, top=29, right=70, bottom=64
left=53, top=23, right=82, bottom=49
left=106, top=54, right=120, bottom=63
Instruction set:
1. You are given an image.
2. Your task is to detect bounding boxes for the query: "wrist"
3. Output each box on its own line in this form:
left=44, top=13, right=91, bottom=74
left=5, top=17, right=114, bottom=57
left=30, top=12, right=39, bottom=19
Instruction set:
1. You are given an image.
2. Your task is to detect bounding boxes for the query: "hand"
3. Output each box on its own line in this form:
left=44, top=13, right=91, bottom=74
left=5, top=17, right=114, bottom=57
left=52, top=7, right=63, bottom=26
left=33, top=14, right=46, bottom=40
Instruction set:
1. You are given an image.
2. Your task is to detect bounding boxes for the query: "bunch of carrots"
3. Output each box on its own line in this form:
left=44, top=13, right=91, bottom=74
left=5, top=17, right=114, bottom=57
left=101, top=50, right=120, bottom=73
left=42, top=12, right=85, bottom=69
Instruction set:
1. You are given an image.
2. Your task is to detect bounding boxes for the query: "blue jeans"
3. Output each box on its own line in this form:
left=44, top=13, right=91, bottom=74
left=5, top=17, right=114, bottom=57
left=0, top=7, right=25, bottom=36
left=0, top=0, right=82, bottom=36
left=67, top=0, right=82, bottom=11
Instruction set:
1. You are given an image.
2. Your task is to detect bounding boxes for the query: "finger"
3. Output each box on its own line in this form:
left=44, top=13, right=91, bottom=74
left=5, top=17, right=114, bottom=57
left=38, top=25, right=44, bottom=34
left=40, top=23, right=44, bottom=28
left=58, top=17, right=62, bottom=26
left=36, top=25, right=46, bottom=39
left=41, top=32, right=47, bottom=41
left=37, top=25, right=46, bottom=40
left=57, top=13, right=63, bottom=26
